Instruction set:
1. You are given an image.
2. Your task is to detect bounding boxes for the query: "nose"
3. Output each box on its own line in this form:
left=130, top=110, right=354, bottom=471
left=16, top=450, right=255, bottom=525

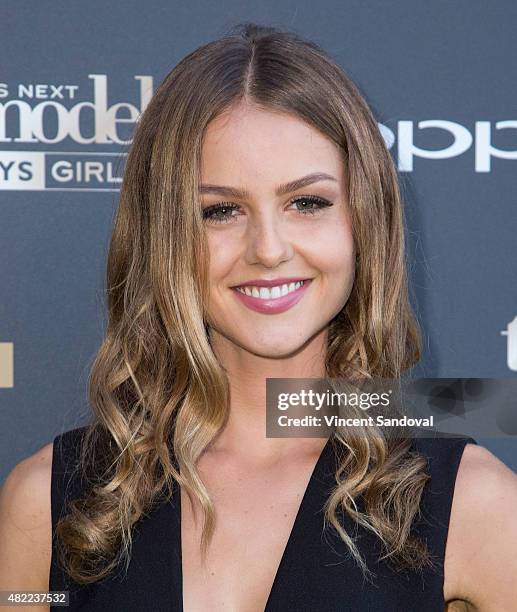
left=244, top=211, right=294, bottom=268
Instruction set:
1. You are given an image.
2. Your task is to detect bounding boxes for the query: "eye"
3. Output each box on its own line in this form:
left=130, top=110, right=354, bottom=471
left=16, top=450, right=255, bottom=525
left=289, top=195, right=333, bottom=215
left=201, top=195, right=333, bottom=225
left=202, top=202, right=241, bottom=224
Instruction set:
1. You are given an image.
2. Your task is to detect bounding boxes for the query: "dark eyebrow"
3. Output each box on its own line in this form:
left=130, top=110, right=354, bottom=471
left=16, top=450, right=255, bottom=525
left=199, top=172, right=338, bottom=199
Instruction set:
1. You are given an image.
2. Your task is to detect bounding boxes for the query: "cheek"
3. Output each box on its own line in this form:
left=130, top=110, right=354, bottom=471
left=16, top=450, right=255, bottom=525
left=301, top=217, right=355, bottom=277
left=206, top=230, right=241, bottom=282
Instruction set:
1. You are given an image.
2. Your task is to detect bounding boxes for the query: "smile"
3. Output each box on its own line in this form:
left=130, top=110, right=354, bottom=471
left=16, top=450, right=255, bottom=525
left=235, top=280, right=306, bottom=299
left=231, top=279, right=312, bottom=314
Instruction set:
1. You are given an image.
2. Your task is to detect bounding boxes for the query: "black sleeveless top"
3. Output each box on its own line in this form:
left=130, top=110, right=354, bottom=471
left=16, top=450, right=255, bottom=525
left=49, top=426, right=477, bottom=611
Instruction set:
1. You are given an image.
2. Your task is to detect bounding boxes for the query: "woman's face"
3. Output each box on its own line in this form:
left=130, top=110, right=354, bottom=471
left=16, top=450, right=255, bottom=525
left=200, top=101, right=356, bottom=359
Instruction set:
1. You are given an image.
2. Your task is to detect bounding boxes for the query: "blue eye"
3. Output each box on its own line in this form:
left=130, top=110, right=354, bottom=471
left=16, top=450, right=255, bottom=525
left=202, top=202, right=239, bottom=224
left=201, top=195, right=333, bottom=224
left=290, top=195, right=333, bottom=214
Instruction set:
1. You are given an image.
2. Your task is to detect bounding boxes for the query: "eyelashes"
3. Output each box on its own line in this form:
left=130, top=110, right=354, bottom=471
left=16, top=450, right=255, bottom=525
left=202, top=195, right=333, bottom=225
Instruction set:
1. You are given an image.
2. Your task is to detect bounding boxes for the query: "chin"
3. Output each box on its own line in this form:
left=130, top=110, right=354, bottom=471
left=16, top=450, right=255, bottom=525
left=243, top=333, right=316, bottom=359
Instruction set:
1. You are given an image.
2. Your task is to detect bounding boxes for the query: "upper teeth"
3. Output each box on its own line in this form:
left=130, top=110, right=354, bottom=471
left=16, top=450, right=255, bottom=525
left=236, top=280, right=306, bottom=299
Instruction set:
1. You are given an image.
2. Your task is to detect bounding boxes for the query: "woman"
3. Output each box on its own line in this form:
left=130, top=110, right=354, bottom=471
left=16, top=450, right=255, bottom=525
left=1, top=23, right=516, bottom=612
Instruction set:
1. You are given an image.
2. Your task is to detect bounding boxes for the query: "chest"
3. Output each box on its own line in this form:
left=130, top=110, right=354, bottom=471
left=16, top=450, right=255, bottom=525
left=180, top=468, right=465, bottom=612
left=180, top=453, right=319, bottom=612
left=56, top=443, right=465, bottom=611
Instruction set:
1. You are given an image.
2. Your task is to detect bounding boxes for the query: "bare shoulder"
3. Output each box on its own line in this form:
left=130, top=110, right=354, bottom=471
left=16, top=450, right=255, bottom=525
left=0, top=441, right=54, bottom=591
left=445, top=442, right=517, bottom=611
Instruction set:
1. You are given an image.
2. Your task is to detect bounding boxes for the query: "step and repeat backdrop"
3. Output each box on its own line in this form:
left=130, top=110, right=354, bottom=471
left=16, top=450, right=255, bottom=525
left=1, top=1, right=516, bottom=479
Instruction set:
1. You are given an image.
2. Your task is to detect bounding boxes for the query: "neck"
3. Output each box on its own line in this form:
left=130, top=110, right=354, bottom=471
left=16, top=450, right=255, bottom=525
left=206, top=327, right=329, bottom=461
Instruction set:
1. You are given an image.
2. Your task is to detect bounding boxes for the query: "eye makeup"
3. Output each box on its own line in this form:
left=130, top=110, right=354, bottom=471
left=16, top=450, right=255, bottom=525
left=202, top=195, right=333, bottom=224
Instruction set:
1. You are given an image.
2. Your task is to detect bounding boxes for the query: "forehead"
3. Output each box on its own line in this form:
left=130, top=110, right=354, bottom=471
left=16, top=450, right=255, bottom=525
left=200, top=102, right=345, bottom=187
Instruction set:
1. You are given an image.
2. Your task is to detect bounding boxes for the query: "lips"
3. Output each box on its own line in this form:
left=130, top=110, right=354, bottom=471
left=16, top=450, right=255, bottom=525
left=230, top=276, right=310, bottom=288
left=231, top=278, right=312, bottom=314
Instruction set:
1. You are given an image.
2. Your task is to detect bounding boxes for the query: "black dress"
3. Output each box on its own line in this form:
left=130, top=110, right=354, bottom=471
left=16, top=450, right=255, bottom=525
left=49, top=425, right=477, bottom=611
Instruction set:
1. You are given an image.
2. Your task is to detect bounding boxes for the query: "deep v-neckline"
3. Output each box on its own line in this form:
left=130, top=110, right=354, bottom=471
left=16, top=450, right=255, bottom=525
left=176, top=436, right=334, bottom=612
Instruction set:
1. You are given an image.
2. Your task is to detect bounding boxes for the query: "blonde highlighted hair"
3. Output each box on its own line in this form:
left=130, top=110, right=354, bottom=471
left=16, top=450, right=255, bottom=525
left=56, top=22, right=432, bottom=584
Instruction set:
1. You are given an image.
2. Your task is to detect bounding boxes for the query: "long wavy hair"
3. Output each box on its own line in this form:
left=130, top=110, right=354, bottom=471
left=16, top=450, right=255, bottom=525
left=55, top=22, right=431, bottom=585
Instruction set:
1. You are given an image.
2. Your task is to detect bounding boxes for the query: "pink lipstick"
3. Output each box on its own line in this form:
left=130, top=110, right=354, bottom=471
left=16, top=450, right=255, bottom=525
left=230, top=278, right=312, bottom=314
